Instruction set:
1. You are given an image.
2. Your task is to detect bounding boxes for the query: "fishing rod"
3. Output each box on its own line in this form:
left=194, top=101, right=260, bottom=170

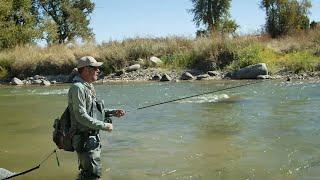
left=2, top=149, right=60, bottom=180
left=135, top=80, right=265, bottom=111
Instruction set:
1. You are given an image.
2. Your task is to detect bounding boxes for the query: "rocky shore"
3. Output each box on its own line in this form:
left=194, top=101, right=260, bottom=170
left=1, top=63, right=320, bottom=86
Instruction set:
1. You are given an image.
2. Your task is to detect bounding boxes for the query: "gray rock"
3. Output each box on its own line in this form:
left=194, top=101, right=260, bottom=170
left=286, top=76, right=292, bottom=81
left=152, top=74, right=161, bottom=81
left=23, top=80, right=32, bottom=85
left=181, top=72, right=194, bottom=80
left=0, top=168, right=15, bottom=179
left=126, top=64, right=141, bottom=72
left=207, top=71, right=220, bottom=76
left=232, top=63, right=268, bottom=79
left=41, top=80, right=51, bottom=86
left=34, top=75, right=45, bottom=80
left=149, top=56, right=163, bottom=66
left=257, top=75, right=271, bottom=79
left=32, top=79, right=42, bottom=84
left=51, top=80, right=57, bottom=84
left=160, top=74, right=171, bottom=81
left=196, top=74, right=210, bottom=80
left=11, top=77, right=24, bottom=85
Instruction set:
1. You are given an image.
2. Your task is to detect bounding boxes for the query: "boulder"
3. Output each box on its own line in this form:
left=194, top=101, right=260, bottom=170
left=181, top=72, right=194, bottom=80
left=232, top=63, right=268, bottom=79
left=126, top=64, right=141, bottom=72
left=11, top=77, right=24, bottom=85
left=160, top=74, right=171, bottom=81
left=149, top=56, right=162, bottom=66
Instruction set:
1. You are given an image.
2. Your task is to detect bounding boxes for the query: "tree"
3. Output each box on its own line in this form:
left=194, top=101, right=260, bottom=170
left=0, top=0, right=40, bottom=49
left=260, top=0, right=312, bottom=38
left=36, top=0, right=95, bottom=44
left=189, top=0, right=237, bottom=35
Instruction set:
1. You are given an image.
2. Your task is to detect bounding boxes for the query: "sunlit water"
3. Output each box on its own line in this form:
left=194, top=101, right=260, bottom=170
left=1, top=80, right=320, bottom=180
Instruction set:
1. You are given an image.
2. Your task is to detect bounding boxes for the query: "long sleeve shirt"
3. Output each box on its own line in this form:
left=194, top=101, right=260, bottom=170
left=68, top=76, right=106, bottom=132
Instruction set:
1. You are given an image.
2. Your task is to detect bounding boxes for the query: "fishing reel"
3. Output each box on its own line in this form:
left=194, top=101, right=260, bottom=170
left=103, top=109, right=113, bottom=124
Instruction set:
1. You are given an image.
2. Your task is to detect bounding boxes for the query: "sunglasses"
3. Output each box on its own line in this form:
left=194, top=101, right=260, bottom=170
left=88, top=66, right=100, bottom=71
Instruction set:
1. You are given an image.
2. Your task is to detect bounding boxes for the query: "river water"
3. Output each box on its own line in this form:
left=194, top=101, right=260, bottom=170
left=1, top=80, right=320, bottom=180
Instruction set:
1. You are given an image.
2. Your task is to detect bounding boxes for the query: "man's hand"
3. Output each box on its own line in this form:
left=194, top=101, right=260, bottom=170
left=103, top=123, right=113, bottom=132
left=114, top=109, right=125, bottom=118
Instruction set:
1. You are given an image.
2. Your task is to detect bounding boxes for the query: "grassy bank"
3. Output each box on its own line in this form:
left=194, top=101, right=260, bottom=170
left=0, top=28, right=320, bottom=79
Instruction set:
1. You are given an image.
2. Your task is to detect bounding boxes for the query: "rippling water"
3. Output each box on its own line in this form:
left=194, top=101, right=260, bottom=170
left=1, top=80, right=320, bottom=180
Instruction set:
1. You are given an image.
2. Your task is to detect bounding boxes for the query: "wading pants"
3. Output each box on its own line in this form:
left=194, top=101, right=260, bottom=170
left=76, top=134, right=102, bottom=180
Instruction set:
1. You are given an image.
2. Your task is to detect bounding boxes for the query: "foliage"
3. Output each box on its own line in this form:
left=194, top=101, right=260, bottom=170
left=36, top=0, right=95, bottom=44
left=0, top=0, right=41, bottom=49
left=260, top=0, right=311, bottom=38
left=0, top=0, right=95, bottom=49
left=277, top=51, right=320, bottom=73
left=189, top=0, right=237, bottom=35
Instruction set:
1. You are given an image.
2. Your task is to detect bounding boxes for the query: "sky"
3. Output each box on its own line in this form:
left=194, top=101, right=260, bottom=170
left=90, top=0, right=320, bottom=43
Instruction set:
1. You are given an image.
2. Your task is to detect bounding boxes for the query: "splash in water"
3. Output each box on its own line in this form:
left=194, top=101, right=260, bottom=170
left=179, top=94, right=229, bottom=103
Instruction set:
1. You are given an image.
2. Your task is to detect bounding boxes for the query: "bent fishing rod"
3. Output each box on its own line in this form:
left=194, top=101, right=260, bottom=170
left=133, top=80, right=265, bottom=111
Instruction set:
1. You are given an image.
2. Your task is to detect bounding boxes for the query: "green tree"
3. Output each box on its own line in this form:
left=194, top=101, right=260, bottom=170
left=0, top=0, right=40, bottom=49
left=37, top=0, right=95, bottom=43
left=189, top=0, right=237, bottom=35
left=260, top=0, right=311, bottom=38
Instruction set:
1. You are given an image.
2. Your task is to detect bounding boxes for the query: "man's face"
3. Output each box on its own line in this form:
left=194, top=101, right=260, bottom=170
left=85, top=66, right=100, bottom=83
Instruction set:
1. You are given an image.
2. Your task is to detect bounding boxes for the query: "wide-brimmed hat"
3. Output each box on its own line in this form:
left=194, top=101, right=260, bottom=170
left=77, top=56, right=103, bottom=68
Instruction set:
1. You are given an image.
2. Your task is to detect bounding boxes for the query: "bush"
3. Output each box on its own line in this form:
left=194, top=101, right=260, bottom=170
left=0, top=66, right=8, bottom=79
left=278, top=51, right=320, bottom=73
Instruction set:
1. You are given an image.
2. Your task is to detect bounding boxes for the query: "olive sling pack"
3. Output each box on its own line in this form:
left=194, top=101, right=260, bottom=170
left=52, top=100, right=107, bottom=152
left=52, top=106, right=75, bottom=152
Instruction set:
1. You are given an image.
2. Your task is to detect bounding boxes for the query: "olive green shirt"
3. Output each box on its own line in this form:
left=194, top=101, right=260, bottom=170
left=68, top=75, right=106, bottom=132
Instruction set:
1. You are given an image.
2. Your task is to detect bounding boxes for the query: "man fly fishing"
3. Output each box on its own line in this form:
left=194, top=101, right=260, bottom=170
left=68, top=56, right=125, bottom=180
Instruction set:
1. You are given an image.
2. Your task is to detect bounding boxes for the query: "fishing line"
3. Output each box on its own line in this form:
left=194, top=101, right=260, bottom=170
left=2, top=149, right=59, bottom=180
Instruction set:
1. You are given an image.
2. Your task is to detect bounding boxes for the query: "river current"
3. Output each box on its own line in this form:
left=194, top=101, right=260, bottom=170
left=0, top=80, right=320, bottom=179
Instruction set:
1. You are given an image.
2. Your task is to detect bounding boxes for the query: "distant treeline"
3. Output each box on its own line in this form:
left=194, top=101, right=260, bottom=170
left=0, top=0, right=319, bottom=50
left=0, top=0, right=94, bottom=49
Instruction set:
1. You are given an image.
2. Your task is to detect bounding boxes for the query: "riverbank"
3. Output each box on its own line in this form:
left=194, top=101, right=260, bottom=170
left=1, top=28, right=320, bottom=82
left=2, top=66, right=320, bottom=87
